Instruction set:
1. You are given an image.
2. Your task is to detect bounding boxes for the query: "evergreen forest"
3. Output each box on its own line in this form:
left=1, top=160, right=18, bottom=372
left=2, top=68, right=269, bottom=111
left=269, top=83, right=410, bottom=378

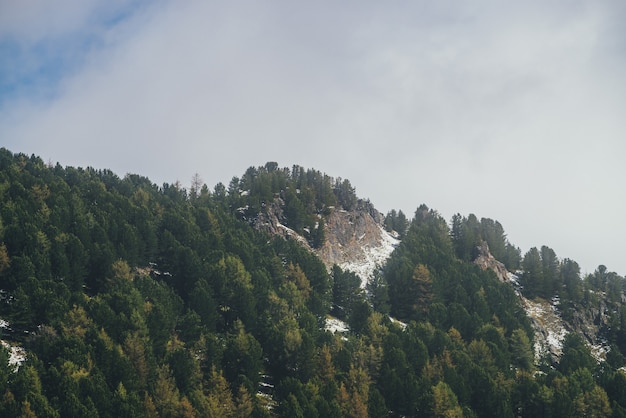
left=1, top=148, right=626, bottom=417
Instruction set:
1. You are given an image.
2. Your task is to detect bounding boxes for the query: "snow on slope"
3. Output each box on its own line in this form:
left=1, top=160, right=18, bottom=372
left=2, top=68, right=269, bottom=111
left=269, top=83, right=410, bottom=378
left=522, top=296, right=568, bottom=359
left=338, top=226, right=400, bottom=288
left=1, top=341, right=26, bottom=371
left=325, top=317, right=350, bottom=334
left=1, top=319, right=26, bottom=370
left=504, top=271, right=570, bottom=360
left=507, top=271, right=609, bottom=362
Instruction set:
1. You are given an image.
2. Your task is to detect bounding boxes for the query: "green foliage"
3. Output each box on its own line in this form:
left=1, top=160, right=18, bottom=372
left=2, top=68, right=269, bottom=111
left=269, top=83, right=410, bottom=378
left=510, top=328, right=534, bottom=371
left=366, top=271, right=390, bottom=315
left=450, top=213, right=521, bottom=270
left=384, top=209, right=408, bottom=238
left=558, top=333, right=596, bottom=375
left=331, top=265, right=363, bottom=321
left=520, top=246, right=563, bottom=300
left=0, top=148, right=623, bottom=417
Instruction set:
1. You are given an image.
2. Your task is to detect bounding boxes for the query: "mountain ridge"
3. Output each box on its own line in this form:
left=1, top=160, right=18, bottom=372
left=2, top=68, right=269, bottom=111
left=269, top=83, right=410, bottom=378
left=0, top=150, right=625, bottom=417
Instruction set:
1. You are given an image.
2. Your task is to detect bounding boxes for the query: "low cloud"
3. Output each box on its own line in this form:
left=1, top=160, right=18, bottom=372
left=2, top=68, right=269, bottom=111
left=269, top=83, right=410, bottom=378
left=1, top=1, right=625, bottom=274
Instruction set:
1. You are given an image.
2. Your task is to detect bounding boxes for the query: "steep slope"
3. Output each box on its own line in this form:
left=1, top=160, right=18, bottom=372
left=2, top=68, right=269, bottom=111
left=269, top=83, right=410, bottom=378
left=250, top=196, right=312, bottom=250
left=250, top=195, right=399, bottom=285
left=315, top=201, right=400, bottom=286
left=3, top=152, right=624, bottom=416
left=242, top=173, right=613, bottom=367
left=475, top=243, right=610, bottom=362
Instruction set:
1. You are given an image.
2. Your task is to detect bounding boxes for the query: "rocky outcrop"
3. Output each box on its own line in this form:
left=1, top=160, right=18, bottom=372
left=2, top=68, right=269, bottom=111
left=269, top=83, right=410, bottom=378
left=521, top=296, right=569, bottom=360
left=476, top=247, right=572, bottom=361
left=251, top=197, right=312, bottom=250
left=474, top=241, right=510, bottom=283
left=476, top=243, right=611, bottom=362
left=567, top=295, right=611, bottom=353
left=317, top=200, right=399, bottom=284
left=317, top=200, right=384, bottom=268
left=251, top=197, right=398, bottom=284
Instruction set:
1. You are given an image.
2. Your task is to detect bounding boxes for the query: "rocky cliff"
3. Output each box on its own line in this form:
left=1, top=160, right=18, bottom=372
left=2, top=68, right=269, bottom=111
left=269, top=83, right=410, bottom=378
left=475, top=243, right=610, bottom=362
left=255, top=197, right=612, bottom=364
left=250, top=197, right=312, bottom=250
left=251, top=197, right=399, bottom=285
left=474, top=242, right=510, bottom=283
left=316, top=200, right=399, bottom=284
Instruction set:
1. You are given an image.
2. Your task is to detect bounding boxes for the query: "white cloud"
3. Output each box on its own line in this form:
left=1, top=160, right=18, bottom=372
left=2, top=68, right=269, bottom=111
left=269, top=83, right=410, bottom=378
left=1, top=0, right=625, bottom=274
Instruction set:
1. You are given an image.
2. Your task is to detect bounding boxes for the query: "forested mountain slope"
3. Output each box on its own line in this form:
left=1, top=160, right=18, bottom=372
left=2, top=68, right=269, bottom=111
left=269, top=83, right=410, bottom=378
left=0, top=149, right=625, bottom=417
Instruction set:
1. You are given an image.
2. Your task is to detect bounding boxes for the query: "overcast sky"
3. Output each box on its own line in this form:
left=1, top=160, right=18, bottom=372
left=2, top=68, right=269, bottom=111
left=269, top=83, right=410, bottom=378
left=1, top=0, right=625, bottom=275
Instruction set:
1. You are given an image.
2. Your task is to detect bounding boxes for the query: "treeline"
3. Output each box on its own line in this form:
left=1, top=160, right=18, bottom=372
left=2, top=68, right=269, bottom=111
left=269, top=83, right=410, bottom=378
left=518, top=245, right=626, bottom=375
left=447, top=210, right=626, bottom=369
left=382, top=205, right=626, bottom=416
left=224, top=162, right=357, bottom=248
left=449, top=213, right=521, bottom=270
left=0, top=151, right=332, bottom=416
left=0, top=149, right=625, bottom=416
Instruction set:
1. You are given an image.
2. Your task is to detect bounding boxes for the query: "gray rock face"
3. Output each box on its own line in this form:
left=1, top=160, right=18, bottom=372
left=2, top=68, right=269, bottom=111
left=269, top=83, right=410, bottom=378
left=251, top=198, right=312, bottom=249
left=316, top=200, right=386, bottom=270
left=250, top=197, right=396, bottom=281
left=476, top=242, right=611, bottom=362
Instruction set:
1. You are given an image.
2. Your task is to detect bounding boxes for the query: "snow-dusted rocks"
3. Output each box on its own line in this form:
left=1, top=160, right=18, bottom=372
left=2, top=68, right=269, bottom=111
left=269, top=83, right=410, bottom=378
left=522, top=297, right=569, bottom=359
left=316, top=201, right=399, bottom=287
left=337, top=226, right=399, bottom=288
left=324, top=317, right=350, bottom=334
left=1, top=341, right=26, bottom=371
left=1, top=319, right=26, bottom=371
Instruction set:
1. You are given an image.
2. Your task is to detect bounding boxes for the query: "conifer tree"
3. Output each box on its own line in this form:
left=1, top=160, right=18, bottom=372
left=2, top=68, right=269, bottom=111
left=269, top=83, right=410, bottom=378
left=510, top=328, right=534, bottom=371
left=432, top=381, right=464, bottom=418
left=413, top=264, right=434, bottom=317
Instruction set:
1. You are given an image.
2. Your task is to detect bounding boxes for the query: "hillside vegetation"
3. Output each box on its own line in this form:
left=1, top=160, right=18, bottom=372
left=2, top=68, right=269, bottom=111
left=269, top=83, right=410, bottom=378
left=1, top=149, right=625, bottom=417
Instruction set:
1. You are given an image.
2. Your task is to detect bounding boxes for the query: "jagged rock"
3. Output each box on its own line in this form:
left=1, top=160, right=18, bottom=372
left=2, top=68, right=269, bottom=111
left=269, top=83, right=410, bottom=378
left=521, top=296, right=569, bottom=361
left=474, top=241, right=510, bottom=283
left=317, top=203, right=399, bottom=284
left=316, top=201, right=385, bottom=269
left=567, top=295, right=610, bottom=348
left=476, top=244, right=612, bottom=363
left=251, top=197, right=398, bottom=285
left=252, top=197, right=312, bottom=250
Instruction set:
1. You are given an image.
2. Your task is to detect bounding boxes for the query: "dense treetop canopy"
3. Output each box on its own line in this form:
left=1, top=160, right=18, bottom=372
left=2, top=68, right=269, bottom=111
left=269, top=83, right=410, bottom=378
left=0, top=148, right=624, bottom=417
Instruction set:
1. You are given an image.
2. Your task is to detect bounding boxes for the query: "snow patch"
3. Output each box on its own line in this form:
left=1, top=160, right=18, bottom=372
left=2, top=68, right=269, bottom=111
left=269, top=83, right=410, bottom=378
left=325, top=317, right=349, bottom=334
left=1, top=319, right=27, bottom=370
left=521, top=296, right=570, bottom=360
left=1, top=341, right=26, bottom=371
left=507, top=272, right=520, bottom=287
left=389, top=316, right=408, bottom=331
left=339, top=226, right=400, bottom=288
left=591, top=342, right=609, bottom=363
left=502, top=272, right=566, bottom=359
left=277, top=222, right=310, bottom=247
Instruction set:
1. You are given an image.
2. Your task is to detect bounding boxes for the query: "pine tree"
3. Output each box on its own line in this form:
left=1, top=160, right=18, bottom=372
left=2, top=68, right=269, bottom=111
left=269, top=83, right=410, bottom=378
left=153, top=365, right=181, bottom=417
left=234, top=385, right=254, bottom=418
left=0, top=243, right=10, bottom=275
left=432, top=381, right=463, bottom=418
left=366, top=271, right=390, bottom=314
left=521, top=247, right=543, bottom=299
left=510, top=329, right=534, bottom=371
left=412, top=264, right=434, bottom=318
left=206, top=367, right=235, bottom=417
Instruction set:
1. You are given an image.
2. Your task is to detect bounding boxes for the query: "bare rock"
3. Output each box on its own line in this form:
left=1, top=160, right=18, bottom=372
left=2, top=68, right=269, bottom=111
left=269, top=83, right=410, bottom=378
left=474, top=241, right=510, bottom=283
left=316, top=201, right=385, bottom=270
